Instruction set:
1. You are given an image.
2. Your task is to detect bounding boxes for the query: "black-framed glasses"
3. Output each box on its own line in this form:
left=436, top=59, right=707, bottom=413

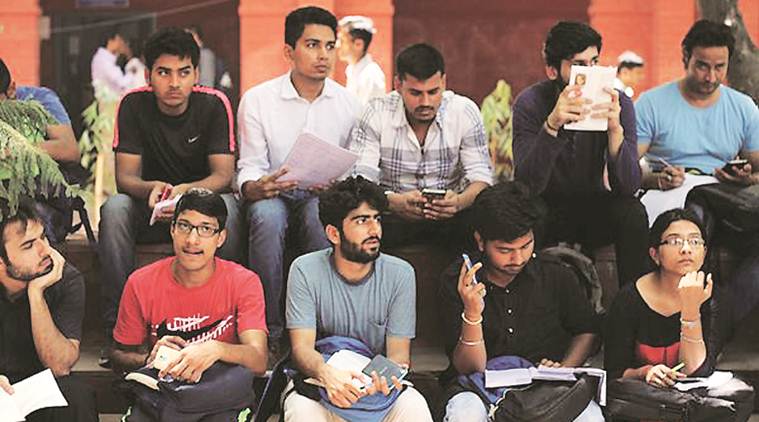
left=659, top=237, right=706, bottom=248
left=173, top=221, right=222, bottom=238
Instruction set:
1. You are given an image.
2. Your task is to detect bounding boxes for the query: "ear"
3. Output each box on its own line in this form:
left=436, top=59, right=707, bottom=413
left=474, top=231, right=484, bottom=252
left=545, top=65, right=559, bottom=81
left=284, top=44, right=295, bottom=66
left=649, top=246, right=660, bottom=266
left=440, top=73, right=447, bottom=90
left=6, top=81, right=16, bottom=99
left=682, top=48, right=690, bottom=70
left=393, top=75, right=402, bottom=92
left=193, top=66, right=200, bottom=85
left=216, top=229, right=227, bottom=249
left=144, top=68, right=151, bottom=85
left=325, top=224, right=340, bottom=245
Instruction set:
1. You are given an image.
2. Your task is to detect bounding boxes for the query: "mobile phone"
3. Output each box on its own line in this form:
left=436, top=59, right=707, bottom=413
left=462, top=253, right=478, bottom=284
left=722, top=158, right=749, bottom=175
left=421, top=188, right=446, bottom=201
left=152, top=345, right=181, bottom=371
left=362, top=355, right=408, bottom=391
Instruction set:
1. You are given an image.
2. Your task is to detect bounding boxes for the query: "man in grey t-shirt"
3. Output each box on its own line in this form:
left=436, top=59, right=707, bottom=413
left=284, top=176, right=432, bottom=421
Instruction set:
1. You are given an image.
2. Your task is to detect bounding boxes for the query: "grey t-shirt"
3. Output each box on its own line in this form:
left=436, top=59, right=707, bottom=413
left=286, top=249, right=416, bottom=355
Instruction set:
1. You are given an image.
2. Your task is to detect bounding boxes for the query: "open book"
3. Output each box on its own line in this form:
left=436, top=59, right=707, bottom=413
left=0, top=369, right=68, bottom=422
left=485, top=365, right=607, bottom=406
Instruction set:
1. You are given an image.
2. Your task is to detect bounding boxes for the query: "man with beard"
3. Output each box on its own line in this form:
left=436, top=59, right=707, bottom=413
left=636, top=20, right=759, bottom=193
left=110, top=188, right=268, bottom=385
left=438, top=182, right=602, bottom=421
left=349, top=43, right=492, bottom=248
left=512, top=21, right=648, bottom=287
left=284, top=176, right=433, bottom=421
left=0, top=200, right=97, bottom=422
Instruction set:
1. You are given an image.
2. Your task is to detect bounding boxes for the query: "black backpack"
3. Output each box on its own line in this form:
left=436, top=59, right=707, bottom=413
left=35, top=161, right=95, bottom=245
left=541, top=245, right=605, bottom=313
left=606, top=377, right=754, bottom=421
left=492, top=375, right=600, bottom=422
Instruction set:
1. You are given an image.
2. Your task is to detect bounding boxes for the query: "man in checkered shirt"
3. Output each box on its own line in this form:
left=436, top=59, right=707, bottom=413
left=349, top=43, right=493, bottom=248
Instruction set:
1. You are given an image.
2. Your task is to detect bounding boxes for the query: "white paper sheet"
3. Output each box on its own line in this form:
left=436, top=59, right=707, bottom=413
left=303, top=350, right=372, bottom=389
left=675, top=371, right=733, bottom=392
left=485, top=368, right=532, bottom=388
left=0, top=369, right=68, bottom=422
left=149, top=194, right=182, bottom=226
left=640, top=175, right=718, bottom=226
left=564, top=65, right=617, bottom=132
left=277, top=133, right=359, bottom=189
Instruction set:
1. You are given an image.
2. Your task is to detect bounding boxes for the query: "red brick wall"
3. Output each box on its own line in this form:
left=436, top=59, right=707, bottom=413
left=0, top=0, right=41, bottom=86
left=393, top=0, right=591, bottom=104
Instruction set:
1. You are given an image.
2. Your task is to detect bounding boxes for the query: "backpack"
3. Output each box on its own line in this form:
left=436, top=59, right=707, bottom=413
left=35, top=161, right=95, bottom=245
left=686, top=183, right=759, bottom=235
left=541, top=245, right=604, bottom=314
left=606, top=376, right=754, bottom=421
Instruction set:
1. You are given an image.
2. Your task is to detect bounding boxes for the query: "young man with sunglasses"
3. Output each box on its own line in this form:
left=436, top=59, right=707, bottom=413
left=110, top=188, right=268, bottom=384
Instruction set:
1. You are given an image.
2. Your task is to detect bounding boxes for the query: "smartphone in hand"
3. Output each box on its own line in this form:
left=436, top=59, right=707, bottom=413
left=462, top=253, right=478, bottom=285
left=421, top=188, right=446, bottom=202
left=722, top=158, right=749, bottom=176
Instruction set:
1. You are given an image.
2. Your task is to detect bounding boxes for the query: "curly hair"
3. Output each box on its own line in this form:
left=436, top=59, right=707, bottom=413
left=318, top=176, right=387, bottom=230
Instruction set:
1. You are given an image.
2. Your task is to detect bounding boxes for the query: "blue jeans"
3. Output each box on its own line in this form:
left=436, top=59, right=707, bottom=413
left=444, top=391, right=604, bottom=422
left=98, top=193, right=242, bottom=335
left=245, top=191, right=329, bottom=340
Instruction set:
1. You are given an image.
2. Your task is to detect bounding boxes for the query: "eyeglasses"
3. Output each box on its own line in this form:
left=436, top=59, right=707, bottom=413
left=173, top=221, right=221, bottom=238
left=659, top=237, right=706, bottom=248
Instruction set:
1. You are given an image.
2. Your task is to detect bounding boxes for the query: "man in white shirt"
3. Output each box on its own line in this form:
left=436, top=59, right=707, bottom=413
left=337, top=16, right=386, bottom=105
left=237, top=6, right=360, bottom=349
left=349, top=43, right=493, bottom=248
left=90, top=31, right=132, bottom=98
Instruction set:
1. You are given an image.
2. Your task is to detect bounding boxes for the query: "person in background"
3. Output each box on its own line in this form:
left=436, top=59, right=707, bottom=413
left=614, top=50, right=644, bottom=98
left=337, top=15, right=386, bottom=105
left=91, top=30, right=132, bottom=98
left=186, top=25, right=233, bottom=98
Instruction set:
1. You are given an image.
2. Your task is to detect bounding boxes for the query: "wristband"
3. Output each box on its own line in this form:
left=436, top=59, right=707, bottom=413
left=461, top=311, right=483, bottom=325
left=458, top=337, right=485, bottom=346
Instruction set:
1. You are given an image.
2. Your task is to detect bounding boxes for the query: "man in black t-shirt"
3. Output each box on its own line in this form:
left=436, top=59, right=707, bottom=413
left=437, top=182, right=602, bottom=422
left=98, top=28, right=241, bottom=361
left=0, top=200, right=97, bottom=421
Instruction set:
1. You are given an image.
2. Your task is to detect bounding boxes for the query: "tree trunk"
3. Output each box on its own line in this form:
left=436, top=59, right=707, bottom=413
left=699, top=0, right=759, bottom=102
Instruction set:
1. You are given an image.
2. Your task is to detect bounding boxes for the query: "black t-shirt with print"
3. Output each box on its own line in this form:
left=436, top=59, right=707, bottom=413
left=113, top=87, right=235, bottom=186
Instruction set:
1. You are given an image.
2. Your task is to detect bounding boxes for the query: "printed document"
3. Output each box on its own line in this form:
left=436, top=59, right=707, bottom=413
left=278, top=133, right=358, bottom=188
left=0, top=369, right=68, bottom=422
left=565, top=65, right=617, bottom=132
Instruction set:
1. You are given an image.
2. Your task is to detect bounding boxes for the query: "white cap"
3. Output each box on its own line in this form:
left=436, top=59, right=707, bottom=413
left=338, top=15, right=377, bottom=34
left=617, top=50, right=644, bottom=65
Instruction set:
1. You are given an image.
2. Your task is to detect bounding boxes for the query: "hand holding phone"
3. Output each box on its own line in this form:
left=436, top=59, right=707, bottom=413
left=421, top=188, right=446, bottom=203
left=722, top=158, right=749, bottom=176
left=462, top=253, right=478, bottom=285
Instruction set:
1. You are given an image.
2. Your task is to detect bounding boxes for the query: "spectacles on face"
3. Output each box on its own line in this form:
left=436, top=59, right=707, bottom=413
left=659, top=237, right=706, bottom=248
left=173, top=221, right=221, bottom=238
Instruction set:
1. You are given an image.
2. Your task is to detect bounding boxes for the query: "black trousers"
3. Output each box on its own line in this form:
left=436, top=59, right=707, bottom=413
left=26, top=375, right=98, bottom=422
left=539, top=194, right=650, bottom=287
left=380, top=209, right=475, bottom=252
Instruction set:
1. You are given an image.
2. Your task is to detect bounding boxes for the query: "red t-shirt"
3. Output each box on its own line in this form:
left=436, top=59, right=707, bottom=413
left=114, top=257, right=267, bottom=347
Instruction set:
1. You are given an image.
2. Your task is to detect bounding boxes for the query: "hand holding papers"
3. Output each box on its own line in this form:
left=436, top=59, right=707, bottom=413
left=149, top=194, right=182, bottom=225
left=277, top=133, right=359, bottom=189
left=564, top=65, right=617, bottom=132
left=0, top=369, right=68, bottom=422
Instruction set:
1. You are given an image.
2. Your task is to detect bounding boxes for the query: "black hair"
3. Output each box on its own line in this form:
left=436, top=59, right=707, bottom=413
left=0, top=58, right=10, bottom=94
left=101, top=29, right=123, bottom=47
left=285, top=6, right=338, bottom=49
left=172, top=188, right=227, bottom=230
left=318, top=176, right=388, bottom=231
left=681, top=19, right=735, bottom=64
left=143, top=27, right=200, bottom=71
left=618, top=61, right=643, bottom=71
left=348, top=28, right=373, bottom=53
left=0, top=199, right=42, bottom=262
left=396, top=43, right=445, bottom=81
left=543, top=21, right=602, bottom=71
left=648, top=208, right=708, bottom=249
left=471, top=182, right=545, bottom=242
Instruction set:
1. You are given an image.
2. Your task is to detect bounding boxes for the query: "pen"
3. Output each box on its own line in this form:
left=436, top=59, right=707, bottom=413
left=671, top=362, right=685, bottom=373
left=159, top=185, right=172, bottom=202
left=648, top=155, right=673, bottom=168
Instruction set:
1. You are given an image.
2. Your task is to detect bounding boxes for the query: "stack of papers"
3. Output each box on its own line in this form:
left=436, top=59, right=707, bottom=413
left=0, top=369, right=68, bottom=422
left=149, top=195, right=182, bottom=225
left=278, top=133, right=359, bottom=189
left=484, top=365, right=607, bottom=405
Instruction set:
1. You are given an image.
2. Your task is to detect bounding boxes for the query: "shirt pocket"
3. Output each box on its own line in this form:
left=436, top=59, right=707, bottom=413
left=366, top=320, right=388, bottom=353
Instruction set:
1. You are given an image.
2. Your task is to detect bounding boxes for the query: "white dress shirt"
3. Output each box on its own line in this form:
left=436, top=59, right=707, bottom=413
left=346, top=53, right=386, bottom=106
left=91, top=47, right=131, bottom=97
left=237, top=72, right=361, bottom=190
left=350, top=90, right=493, bottom=192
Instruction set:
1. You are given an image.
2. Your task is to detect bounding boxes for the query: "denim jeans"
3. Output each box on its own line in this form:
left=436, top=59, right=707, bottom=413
left=443, top=391, right=604, bottom=422
left=245, top=190, right=329, bottom=340
left=98, top=193, right=242, bottom=335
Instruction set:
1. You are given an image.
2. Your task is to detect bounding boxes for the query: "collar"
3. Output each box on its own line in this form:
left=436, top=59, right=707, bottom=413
left=390, top=90, right=451, bottom=129
left=351, top=53, right=373, bottom=75
left=280, top=71, right=336, bottom=101
left=328, top=248, right=377, bottom=286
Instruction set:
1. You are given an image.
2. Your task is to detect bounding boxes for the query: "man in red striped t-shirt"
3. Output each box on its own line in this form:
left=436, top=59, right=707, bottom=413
left=99, top=27, right=241, bottom=367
